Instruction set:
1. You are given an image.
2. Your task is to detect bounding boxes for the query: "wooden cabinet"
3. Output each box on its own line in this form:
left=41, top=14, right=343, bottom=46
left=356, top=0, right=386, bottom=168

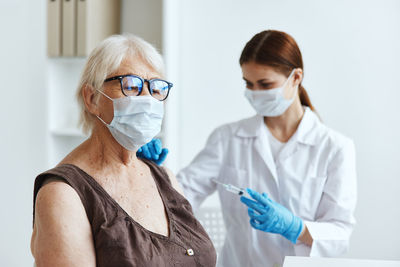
left=47, top=0, right=121, bottom=57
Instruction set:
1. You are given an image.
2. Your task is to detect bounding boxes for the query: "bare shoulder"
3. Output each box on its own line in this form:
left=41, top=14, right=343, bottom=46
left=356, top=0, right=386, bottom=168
left=163, top=167, right=185, bottom=197
left=34, top=178, right=82, bottom=217
left=32, top=178, right=95, bottom=266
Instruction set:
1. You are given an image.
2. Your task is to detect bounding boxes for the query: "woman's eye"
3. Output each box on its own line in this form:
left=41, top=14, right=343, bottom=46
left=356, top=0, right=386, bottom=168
left=152, top=89, right=161, bottom=95
left=124, top=86, right=139, bottom=91
left=260, top=83, right=272, bottom=89
left=246, top=82, right=253, bottom=89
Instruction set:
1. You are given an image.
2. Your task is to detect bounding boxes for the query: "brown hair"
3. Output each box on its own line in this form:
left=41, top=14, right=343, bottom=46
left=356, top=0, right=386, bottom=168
left=239, top=30, right=315, bottom=111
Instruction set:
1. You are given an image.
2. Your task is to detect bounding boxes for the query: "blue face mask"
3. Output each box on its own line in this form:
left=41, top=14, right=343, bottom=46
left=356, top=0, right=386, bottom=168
left=244, top=70, right=297, bottom=117
left=96, top=90, right=164, bottom=151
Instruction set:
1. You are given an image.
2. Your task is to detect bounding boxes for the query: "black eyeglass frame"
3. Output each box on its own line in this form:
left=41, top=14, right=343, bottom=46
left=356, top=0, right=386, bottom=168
left=104, top=74, right=173, bottom=101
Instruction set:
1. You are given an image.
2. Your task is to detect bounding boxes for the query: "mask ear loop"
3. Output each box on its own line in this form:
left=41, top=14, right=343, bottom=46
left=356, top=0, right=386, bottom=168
left=95, top=89, right=113, bottom=127
left=282, top=69, right=298, bottom=100
left=282, top=69, right=296, bottom=88
left=96, top=89, right=113, bottom=101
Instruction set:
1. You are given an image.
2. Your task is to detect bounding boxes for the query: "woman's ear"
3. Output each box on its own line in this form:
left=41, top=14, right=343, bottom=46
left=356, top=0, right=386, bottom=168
left=293, top=68, right=303, bottom=87
left=82, top=84, right=99, bottom=116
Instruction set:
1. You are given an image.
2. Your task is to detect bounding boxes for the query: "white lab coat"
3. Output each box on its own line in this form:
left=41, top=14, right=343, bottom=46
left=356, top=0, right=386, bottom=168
left=177, top=107, right=357, bottom=267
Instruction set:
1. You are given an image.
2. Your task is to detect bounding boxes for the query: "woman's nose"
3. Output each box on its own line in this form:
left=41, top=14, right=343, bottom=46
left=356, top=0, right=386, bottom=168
left=141, top=82, right=151, bottom=96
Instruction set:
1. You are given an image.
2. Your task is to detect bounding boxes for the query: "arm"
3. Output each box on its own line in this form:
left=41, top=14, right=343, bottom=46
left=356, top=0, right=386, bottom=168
left=31, top=179, right=96, bottom=267
left=294, top=140, right=357, bottom=256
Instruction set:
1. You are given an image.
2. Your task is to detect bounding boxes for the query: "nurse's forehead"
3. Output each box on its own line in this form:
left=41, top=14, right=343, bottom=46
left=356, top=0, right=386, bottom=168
left=242, top=62, right=282, bottom=73
left=242, top=65, right=284, bottom=81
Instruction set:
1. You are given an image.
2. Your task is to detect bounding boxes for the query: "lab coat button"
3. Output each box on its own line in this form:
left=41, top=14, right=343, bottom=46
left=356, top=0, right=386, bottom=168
left=186, top=248, right=194, bottom=256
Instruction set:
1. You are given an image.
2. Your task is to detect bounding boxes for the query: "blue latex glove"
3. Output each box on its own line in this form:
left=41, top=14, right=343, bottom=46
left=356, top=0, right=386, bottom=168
left=136, top=139, right=169, bottom=166
left=240, top=188, right=303, bottom=244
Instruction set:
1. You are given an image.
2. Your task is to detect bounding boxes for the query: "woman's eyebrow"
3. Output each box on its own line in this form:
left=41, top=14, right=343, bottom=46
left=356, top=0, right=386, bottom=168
left=105, top=73, right=135, bottom=79
left=124, top=73, right=162, bottom=80
left=122, top=73, right=138, bottom=77
left=149, top=76, right=162, bottom=80
left=256, top=78, right=272, bottom=83
left=242, top=77, right=273, bottom=83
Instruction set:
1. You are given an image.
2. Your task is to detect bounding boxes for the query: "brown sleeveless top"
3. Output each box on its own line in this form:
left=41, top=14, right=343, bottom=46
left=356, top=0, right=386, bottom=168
left=33, top=160, right=217, bottom=267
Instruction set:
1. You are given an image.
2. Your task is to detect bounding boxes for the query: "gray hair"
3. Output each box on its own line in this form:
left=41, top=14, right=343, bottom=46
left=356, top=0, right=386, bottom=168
left=76, top=34, right=164, bottom=134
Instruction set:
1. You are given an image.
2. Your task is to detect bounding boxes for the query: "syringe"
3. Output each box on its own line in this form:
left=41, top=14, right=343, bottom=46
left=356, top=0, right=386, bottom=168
left=211, top=178, right=249, bottom=198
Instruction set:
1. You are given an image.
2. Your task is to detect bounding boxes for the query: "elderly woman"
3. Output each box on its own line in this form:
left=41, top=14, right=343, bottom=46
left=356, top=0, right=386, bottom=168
left=30, top=34, right=216, bottom=267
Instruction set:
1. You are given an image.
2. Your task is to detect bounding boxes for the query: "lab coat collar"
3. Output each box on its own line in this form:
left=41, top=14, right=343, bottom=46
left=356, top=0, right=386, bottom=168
left=235, top=107, right=321, bottom=185
left=291, top=107, right=321, bottom=146
left=235, top=107, right=321, bottom=146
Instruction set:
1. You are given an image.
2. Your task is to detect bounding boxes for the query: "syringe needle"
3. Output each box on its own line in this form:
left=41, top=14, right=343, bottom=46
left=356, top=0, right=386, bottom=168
left=211, top=178, right=225, bottom=186
left=211, top=178, right=249, bottom=198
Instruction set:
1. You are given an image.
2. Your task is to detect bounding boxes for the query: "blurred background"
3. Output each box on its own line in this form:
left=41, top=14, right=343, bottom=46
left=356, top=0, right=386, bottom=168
left=0, top=0, right=399, bottom=265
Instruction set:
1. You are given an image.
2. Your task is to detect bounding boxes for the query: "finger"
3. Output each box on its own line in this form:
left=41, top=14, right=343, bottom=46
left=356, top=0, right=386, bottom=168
left=153, top=139, right=162, bottom=154
left=248, top=207, right=261, bottom=216
left=246, top=188, right=270, bottom=206
left=248, top=208, right=258, bottom=218
left=248, top=209, right=267, bottom=222
left=250, top=218, right=264, bottom=231
left=257, top=219, right=273, bottom=231
left=148, top=141, right=160, bottom=160
left=248, top=207, right=265, bottom=217
left=240, top=196, right=265, bottom=214
left=155, top=148, right=169, bottom=165
left=260, top=193, right=273, bottom=213
left=141, top=145, right=151, bottom=159
left=240, top=196, right=259, bottom=207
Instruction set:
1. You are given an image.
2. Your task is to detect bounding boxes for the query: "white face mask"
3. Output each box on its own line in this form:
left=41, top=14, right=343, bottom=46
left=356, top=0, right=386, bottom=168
left=96, top=90, right=164, bottom=151
left=244, top=69, right=297, bottom=117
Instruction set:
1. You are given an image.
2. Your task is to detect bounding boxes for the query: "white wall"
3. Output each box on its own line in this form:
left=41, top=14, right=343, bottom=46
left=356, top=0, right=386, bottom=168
left=121, top=0, right=163, bottom=52
left=0, top=0, right=47, bottom=266
left=170, top=0, right=400, bottom=261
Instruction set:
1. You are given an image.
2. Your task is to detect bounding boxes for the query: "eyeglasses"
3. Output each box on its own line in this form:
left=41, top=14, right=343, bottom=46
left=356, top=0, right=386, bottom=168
left=104, top=74, right=173, bottom=101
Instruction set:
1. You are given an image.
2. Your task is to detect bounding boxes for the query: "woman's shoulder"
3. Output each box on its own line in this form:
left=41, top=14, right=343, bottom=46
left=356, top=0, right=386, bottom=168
left=35, top=164, right=86, bottom=187
left=33, top=174, right=88, bottom=234
left=32, top=176, right=94, bottom=266
left=33, top=164, right=97, bottom=225
left=207, top=115, right=261, bottom=140
left=33, top=166, right=88, bottom=221
left=35, top=177, right=80, bottom=208
left=314, top=119, right=355, bottom=153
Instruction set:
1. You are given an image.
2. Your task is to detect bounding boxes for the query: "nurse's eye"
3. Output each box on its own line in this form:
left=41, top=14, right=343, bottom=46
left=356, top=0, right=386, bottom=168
left=245, top=82, right=253, bottom=89
left=260, top=83, right=273, bottom=89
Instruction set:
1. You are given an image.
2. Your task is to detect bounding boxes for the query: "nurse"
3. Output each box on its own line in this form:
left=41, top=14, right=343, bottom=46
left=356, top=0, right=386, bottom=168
left=139, top=30, right=357, bottom=267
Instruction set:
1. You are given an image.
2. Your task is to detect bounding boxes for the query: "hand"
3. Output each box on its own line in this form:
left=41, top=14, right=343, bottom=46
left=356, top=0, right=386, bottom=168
left=136, top=139, right=169, bottom=166
left=240, top=188, right=303, bottom=244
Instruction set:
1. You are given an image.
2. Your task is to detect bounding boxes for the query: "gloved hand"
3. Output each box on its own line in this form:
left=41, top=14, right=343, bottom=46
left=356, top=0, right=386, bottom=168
left=136, top=139, right=169, bottom=166
left=240, top=188, right=303, bottom=244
